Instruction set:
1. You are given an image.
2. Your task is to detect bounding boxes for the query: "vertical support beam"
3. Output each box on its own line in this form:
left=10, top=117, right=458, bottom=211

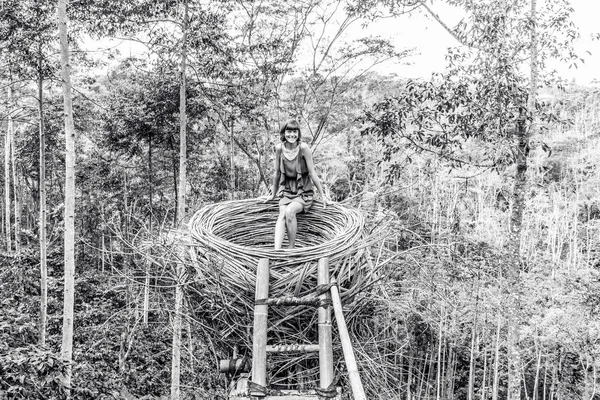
left=330, top=279, right=366, bottom=400
left=318, top=258, right=334, bottom=390
left=251, top=258, right=270, bottom=397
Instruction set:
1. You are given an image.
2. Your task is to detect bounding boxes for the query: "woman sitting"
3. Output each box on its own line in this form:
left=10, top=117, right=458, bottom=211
left=265, top=119, right=327, bottom=249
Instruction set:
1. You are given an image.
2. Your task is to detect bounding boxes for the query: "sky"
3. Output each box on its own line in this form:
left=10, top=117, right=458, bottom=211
left=351, top=0, right=600, bottom=85
left=87, top=0, right=600, bottom=86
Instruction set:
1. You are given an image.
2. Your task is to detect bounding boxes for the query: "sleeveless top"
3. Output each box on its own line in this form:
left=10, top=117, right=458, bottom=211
left=278, top=144, right=313, bottom=199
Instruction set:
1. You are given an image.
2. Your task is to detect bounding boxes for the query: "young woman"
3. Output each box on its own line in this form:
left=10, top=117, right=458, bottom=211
left=264, top=119, right=327, bottom=249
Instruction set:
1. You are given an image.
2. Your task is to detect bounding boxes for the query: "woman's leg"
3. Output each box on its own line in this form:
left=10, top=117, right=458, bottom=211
left=274, top=204, right=287, bottom=250
left=284, top=201, right=304, bottom=249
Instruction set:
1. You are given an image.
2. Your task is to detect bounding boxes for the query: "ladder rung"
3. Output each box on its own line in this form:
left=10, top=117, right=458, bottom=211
left=266, top=344, right=320, bottom=353
left=261, top=296, right=320, bottom=306
left=230, top=392, right=323, bottom=400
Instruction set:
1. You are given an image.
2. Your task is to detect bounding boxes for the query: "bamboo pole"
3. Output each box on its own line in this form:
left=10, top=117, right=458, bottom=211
left=436, top=311, right=443, bottom=400
left=542, top=358, right=548, bottom=400
left=533, top=347, right=542, bottom=400
left=318, top=258, right=334, bottom=391
left=418, top=352, right=428, bottom=398
left=330, top=279, right=366, bottom=400
left=482, top=345, right=488, bottom=400
left=407, top=351, right=413, bottom=400
left=492, top=315, right=501, bottom=400
left=251, top=258, right=270, bottom=397
left=4, top=85, right=12, bottom=252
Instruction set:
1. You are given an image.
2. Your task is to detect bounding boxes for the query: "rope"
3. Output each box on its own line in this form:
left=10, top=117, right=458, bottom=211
left=249, top=378, right=339, bottom=398
left=255, top=296, right=319, bottom=306
left=314, top=282, right=336, bottom=295
left=248, top=381, right=268, bottom=396
left=314, top=377, right=339, bottom=398
left=255, top=282, right=337, bottom=307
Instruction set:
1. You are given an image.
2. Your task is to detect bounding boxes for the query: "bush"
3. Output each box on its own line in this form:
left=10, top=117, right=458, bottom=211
left=0, top=346, right=69, bottom=399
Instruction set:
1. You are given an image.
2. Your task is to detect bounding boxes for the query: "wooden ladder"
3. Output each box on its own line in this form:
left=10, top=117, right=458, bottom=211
left=229, top=257, right=365, bottom=400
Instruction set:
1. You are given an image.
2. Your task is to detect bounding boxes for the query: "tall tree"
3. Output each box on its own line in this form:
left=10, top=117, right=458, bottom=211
left=1, top=0, right=61, bottom=345
left=506, top=1, right=539, bottom=397
left=38, top=52, right=48, bottom=345
left=10, top=97, right=20, bottom=254
left=58, top=0, right=77, bottom=391
left=171, top=1, right=188, bottom=397
left=4, top=85, right=12, bottom=252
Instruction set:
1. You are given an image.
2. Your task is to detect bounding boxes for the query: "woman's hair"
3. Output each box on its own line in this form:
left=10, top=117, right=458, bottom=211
left=279, top=119, right=302, bottom=142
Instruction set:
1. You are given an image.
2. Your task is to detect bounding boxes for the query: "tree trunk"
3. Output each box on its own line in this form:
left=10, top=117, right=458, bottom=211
left=549, top=364, right=555, bottom=400
left=4, top=85, right=12, bottom=252
left=468, top=321, right=477, bottom=400
left=143, top=272, right=150, bottom=326
left=582, top=358, right=590, bottom=400
left=482, top=344, right=488, bottom=400
left=529, top=0, right=538, bottom=118
left=187, top=318, right=193, bottom=371
left=448, top=348, right=457, bottom=399
left=436, top=313, right=443, bottom=400
left=144, top=119, right=153, bottom=326
left=171, top=264, right=184, bottom=400
left=507, top=110, right=525, bottom=399
left=523, top=368, right=530, bottom=400
left=418, top=352, right=428, bottom=398
left=440, top=334, right=447, bottom=400
left=533, top=347, right=542, bottom=400
left=171, top=2, right=188, bottom=398
left=58, top=0, right=77, bottom=391
left=101, top=234, right=105, bottom=272
left=591, top=364, right=597, bottom=400
left=492, top=315, right=501, bottom=400
left=506, top=1, right=540, bottom=398
left=10, top=108, right=19, bottom=253
left=1, top=187, right=4, bottom=244
left=542, top=357, right=548, bottom=400
left=38, top=66, right=48, bottom=346
left=427, top=347, right=434, bottom=397
left=229, top=118, right=235, bottom=200
left=407, top=350, right=413, bottom=400
left=445, top=316, right=456, bottom=400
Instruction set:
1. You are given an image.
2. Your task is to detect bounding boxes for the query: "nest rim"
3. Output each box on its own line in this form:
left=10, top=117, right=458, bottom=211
left=187, top=197, right=365, bottom=263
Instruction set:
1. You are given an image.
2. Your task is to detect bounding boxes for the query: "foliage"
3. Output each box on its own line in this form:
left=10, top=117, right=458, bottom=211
left=0, top=345, right=69, bottom=400
left=0, top=0, right=58, bottom=80
left=1, top=0, right=600, bottom=398
left=0, top=250, right=65, bottom=399
left=361, top=73, right=526, bottom=182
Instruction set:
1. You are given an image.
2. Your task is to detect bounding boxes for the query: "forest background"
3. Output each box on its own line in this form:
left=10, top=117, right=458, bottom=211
left=1, top=0, right=599, bottom=399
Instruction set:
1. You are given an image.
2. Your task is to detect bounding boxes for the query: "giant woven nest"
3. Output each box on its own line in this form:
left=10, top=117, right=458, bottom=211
left=185, top=197, right=383, bottom=387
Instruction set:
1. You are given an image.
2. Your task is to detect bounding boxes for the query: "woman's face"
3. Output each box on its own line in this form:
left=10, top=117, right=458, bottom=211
left=284, top=128, right=299, bottom=144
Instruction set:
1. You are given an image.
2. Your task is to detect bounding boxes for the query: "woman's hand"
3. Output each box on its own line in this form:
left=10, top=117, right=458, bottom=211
left=262, top=194, right=276, bottom=203
left=322, top=193, right=330, bottom=209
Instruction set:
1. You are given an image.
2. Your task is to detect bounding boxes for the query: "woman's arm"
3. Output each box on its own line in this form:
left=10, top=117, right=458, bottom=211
left=301, top=143, right=327, bottom=204
left=268, top=144, right=282, bottom=200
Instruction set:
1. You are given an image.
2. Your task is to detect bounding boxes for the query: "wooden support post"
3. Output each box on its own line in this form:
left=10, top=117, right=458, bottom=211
left=318, top=258, right=334, bottom=391
left=251, top=258, right=270, bottom=397
left=330, top=279, right=366, bottom=400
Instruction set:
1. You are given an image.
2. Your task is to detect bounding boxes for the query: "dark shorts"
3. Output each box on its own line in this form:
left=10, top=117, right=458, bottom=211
left=278, top=192, right=314, bottom=213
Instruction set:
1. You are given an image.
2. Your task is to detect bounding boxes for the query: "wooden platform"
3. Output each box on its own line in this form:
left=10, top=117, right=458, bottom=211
left=229, top=394, right=321, bottom=400
left=228, top=376, right=341, bottom=399
left=229, top=391, right=339, bottom=400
